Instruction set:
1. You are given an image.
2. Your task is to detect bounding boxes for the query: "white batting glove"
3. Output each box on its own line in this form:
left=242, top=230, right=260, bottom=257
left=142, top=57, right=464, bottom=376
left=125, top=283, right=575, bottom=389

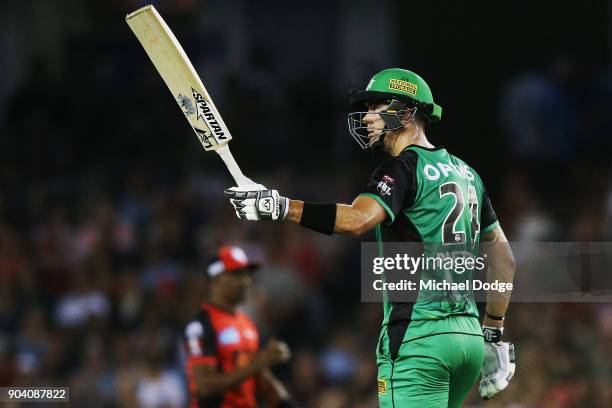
left=479, top=327, right=516, bottom=400
left=224, top=185, right=289, bottom=221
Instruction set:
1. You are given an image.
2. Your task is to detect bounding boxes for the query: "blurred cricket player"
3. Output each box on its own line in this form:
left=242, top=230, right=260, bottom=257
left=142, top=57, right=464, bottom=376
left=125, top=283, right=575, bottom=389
left=183, top=245, right=295, bottom=407
left=225, top=69, right=516, bottom=407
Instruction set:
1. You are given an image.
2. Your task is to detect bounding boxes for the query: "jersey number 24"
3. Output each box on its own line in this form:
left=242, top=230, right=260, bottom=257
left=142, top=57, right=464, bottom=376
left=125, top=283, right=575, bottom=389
left=439, top=182, right=480, bottom=246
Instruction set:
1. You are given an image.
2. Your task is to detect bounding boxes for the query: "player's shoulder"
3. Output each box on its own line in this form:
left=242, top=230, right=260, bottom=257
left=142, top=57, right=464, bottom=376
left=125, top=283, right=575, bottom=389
left=184, top=304, right=215, bottom=339
left=185, top=319, right=205, bottom=339
left=396, top=147, right=420, bottom=163
left=235, top=308, right=257, bottom=327
left=447, top=151, right=485, bottom=186
left=447, top=150, right=470, bottom=167
left=375, top=150, right=418, bottom=174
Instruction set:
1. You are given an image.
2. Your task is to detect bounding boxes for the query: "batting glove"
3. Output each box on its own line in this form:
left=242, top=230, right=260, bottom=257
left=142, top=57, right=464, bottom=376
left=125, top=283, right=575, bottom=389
left=225, top=185, right=289, bottom=221
left=479, top=327, right=516, bottom=400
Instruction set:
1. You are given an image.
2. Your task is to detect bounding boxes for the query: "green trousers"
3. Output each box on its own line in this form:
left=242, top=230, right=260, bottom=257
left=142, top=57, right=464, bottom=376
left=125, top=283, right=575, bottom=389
left=377, top=317, right=484, bottom=408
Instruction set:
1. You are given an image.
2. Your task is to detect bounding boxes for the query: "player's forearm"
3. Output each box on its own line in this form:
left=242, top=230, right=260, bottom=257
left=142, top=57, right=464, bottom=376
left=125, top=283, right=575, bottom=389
left=286, top=199, right=346, bottom=235
left=286, top=200, right=378, bottom=236
left=335, top=203, right=379, bottom=235
left=226, top=188, right=385, bottom=236
left=257, top=369, right=290, bottom=406
left=484, top=251, right=514, bottom=319
left=481, top=226, right=515, bottom=326
left=286, top=199, right=304, bottom=223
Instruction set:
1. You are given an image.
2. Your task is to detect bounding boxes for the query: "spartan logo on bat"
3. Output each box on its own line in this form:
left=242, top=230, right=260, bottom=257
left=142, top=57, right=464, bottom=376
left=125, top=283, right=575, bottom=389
left=194, top=127, right=215, bottom=150
left=178, top=94, right=196, bottom=116
left=191, top=88, right=228, bottom=144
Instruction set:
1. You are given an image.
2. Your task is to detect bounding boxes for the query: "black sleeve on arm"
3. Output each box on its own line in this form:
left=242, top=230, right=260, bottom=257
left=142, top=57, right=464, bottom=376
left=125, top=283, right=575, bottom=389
left=360, top=154, right=417, bottom=224
left=300, top=202, right=337, bottom=235
left=481, top=189, right=499, bottom=232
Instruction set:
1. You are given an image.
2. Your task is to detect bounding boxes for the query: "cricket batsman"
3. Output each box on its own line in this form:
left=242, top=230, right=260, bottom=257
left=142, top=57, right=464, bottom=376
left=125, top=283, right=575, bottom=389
left=225, top=68, right=516, bottom=407
left=183, top=245, right=295, bottom=407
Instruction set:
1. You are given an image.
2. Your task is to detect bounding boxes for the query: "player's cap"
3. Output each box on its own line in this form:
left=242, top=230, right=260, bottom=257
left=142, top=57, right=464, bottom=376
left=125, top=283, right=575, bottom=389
left=207, top=246, right=260, bottom=277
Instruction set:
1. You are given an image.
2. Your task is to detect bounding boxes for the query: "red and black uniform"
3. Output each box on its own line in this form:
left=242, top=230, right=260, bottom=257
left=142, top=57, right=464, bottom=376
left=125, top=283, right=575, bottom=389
left=184, top=302, right=260, bottom=408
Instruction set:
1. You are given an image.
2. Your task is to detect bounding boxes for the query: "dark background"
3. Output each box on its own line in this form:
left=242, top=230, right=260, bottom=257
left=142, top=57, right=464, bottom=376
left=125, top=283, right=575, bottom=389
left=0, top=0, right=610, bottom=407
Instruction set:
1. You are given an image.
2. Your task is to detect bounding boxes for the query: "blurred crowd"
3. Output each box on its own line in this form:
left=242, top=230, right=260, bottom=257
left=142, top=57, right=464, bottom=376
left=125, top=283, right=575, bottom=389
left=1, top=1, right=612, bottom=407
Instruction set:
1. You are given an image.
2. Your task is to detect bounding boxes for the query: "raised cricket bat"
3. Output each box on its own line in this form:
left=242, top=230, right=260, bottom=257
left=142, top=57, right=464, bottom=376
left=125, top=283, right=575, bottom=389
left=126, top=5, right=253, bottom=187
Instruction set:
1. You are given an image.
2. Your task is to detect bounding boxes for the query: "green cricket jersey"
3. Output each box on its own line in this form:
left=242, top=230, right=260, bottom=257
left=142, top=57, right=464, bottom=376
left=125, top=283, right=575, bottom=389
left=360, top=145, right=499, bottom=340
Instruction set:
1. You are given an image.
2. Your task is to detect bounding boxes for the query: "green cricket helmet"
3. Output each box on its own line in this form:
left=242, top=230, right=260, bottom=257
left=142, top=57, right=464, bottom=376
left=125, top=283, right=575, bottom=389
left=347, top=68, right=442, bottom=149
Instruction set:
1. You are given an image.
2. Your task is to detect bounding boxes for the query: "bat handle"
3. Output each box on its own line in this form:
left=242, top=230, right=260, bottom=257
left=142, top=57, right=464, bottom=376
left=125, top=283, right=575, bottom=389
left=216, top=144, right=254, bottom=187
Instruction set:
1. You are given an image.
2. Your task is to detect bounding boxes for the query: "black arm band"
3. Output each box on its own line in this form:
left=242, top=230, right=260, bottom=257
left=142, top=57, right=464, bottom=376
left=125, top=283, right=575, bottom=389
left=299, top=202, right=337, bottom=235
left=486, top=312, right=505, bottom=321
